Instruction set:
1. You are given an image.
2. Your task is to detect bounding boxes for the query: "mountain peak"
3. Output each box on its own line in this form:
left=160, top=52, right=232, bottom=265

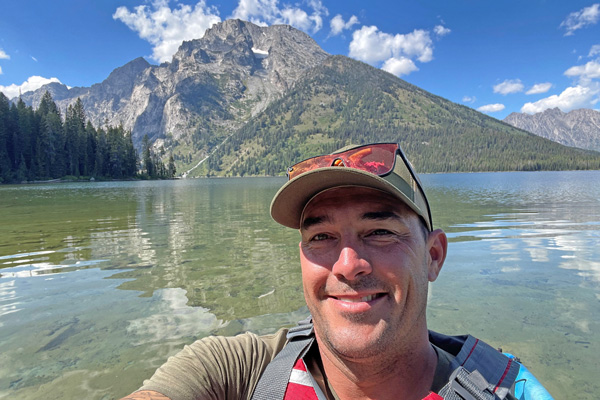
left=173, top=19, right=327, bottom=66
left=105, top=57, right=150, bottom=83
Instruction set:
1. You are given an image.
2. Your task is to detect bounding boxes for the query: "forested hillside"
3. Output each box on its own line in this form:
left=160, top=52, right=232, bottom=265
left=201, top=56, right=600, bottom=176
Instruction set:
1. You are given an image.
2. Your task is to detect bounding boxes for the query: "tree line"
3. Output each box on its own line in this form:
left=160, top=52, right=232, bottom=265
left=0, top=91, right=175, bottom=183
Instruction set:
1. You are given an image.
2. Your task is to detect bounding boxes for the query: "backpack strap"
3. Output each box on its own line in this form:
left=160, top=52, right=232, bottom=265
left=253, top=327, right=521, bottom=400
left=437, top=334, right=520, bottom=400
left=251, top=317, right=316, bottom=400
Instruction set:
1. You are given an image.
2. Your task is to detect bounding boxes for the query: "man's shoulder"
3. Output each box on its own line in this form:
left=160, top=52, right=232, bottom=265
left=189, top=328, right=289, bottom=356
left=138, top=328, right=290, bottom=400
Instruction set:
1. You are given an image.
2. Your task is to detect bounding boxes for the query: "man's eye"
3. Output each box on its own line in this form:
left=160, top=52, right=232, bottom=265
left=311, top=233, right=330, bottom=241
left=369, top=229, right=393, bottom=236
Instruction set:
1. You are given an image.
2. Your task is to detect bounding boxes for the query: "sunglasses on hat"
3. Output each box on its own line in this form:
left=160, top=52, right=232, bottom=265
left=277, top=143, right=432, bottom=231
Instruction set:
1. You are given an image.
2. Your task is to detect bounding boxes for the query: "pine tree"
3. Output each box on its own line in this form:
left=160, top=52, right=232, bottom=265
left=84, top=121, right=96, bottom=176
left=107, top=125, right=124, bottom=178
left=35, top=92, right=63, bottom=179
left=124, top=130, right=138, bottom=177
left=167, top=154, right=176, bottom=178
left=142, top=134, right=154, bottom=177
left=0, top=93, right=12, bottom=182
left=16, top=99, right=35, bottom=179
left=94, top=127, right=107, bottom=177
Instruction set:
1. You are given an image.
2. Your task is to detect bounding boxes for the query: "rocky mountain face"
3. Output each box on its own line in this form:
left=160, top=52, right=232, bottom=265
left=504, top=108, right=600, bottom=151
left=18, top=19, right=328, bottom=148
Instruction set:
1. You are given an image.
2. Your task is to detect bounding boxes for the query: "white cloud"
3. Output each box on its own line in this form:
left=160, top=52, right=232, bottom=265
left=279, top=7, right=319, bottom=32
left=0, top=49, right=9, bottom=60
left=330, top=14, right=359, bottom=36
left=526, top=82, right=552, bottom=95
left=565, top=60, right=600, bottom=80
left=348, top=25, right=436, bottom=77
left=462, top=96, right=476, bottom=103
left=0, top=66, right=3, bottom=75
left=521, top=84, right=600, bottom=114
left=493, top=79, right=524, bottom=95
left=589, top=44, right=600, bottom=58
left=349, top=26, right=393, bottom=64
left=0, top=76, right=62, bottom=100
left=382, top=57, right=418, bottom=76
left=433, top=25, right=451, bottom=37
left=113, top=1, right=221, bottom=63
left=477, top=103, right=505, bottom=113
left=229, top=0, right=273, bottom=26
left=31, top=56, right=38, bottom=62
left=560, top=3, right=600, bottom=36
left=230, top=0, right=328, bottom=33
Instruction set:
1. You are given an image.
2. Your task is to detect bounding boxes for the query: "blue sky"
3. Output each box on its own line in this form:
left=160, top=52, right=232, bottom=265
left=0, top=0, right=599, bottom=120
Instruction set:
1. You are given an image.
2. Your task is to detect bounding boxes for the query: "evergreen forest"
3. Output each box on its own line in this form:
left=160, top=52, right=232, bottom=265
left=0, top=92, right=175, bottom=183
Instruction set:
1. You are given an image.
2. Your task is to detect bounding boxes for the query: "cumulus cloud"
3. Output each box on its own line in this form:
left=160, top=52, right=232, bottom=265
left=382, top=57, right=418, bottom=76
left=0, top=49, right=9, bottom=60
left=231, top=0, right=328, bottom=33
left=0, top=76, right=62, bottom=100
left=521, top=55, right=600, bottom=114
left=0, top=66, right=3, bottom=75
left=493, top=79, right=524, bottom=95
left=433, top=25, right=451, bottom=37
left=526, top=82, right=552, bottom=95
left=521, top=84, right=600, bottom=114
left=560, top=3, right=600, bottom=36
left=477, top=103, right=505, bottom=113
left=589, top=44, right=600, bottom=58
left=113, top=0, right=221, bottom=63
left=565, top=60, right=600, bottom=80
left=330, top=14, right=359, bottom=36
left=348, top=25, right=438, bottom=77
left=462, top=96, right=476, bottom=103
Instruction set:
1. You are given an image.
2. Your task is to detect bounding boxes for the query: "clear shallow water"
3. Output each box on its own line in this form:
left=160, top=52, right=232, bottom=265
left=0, top=172, right=598, bottom=399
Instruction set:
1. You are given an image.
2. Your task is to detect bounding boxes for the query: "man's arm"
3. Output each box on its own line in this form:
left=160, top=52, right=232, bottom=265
left=120, top=390, right=171, bottom=399
left=120, top=330, right=288, bottom=400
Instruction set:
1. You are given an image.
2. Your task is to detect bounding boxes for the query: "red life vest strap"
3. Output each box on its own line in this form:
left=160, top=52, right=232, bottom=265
left=423, top=393, right=444, bottom=400
left=283, top=359, right=320, bottom=400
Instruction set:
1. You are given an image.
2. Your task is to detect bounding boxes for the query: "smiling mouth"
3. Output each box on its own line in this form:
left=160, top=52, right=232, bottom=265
left=333, top=293, right=386, bottom=303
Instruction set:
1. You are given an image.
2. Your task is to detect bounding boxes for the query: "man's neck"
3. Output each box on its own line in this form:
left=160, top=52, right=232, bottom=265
left=317, top=335, right=438, bottom=400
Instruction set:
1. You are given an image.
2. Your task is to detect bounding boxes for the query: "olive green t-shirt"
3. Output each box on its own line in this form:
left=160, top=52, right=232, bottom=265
left=140, top=329, right=456, bottom=400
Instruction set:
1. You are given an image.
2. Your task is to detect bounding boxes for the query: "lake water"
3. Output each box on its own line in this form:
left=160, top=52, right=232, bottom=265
left=0, top=171, right=598, bottom=399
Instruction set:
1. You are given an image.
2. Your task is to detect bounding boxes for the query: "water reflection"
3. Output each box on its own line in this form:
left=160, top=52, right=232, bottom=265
left=0, top=172, right=599, bottom=399
left=102, top=179, right=306, bottom=320
left=126, top=288, right=225, bottom=345
left=422, top=172, right=600, bottom=399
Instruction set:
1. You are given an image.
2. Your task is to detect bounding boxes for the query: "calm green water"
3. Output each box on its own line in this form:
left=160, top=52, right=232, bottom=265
left=0, top=172, right=598, bottom=399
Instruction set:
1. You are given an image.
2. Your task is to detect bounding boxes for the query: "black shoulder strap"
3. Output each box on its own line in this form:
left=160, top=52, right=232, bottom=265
left=431, top=332, right=520, bottom=400
left=251, top=317, right=315, bottom=400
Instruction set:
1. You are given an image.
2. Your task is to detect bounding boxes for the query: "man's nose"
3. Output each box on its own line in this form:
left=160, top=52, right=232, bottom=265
left=331, top=244, right=372, bottom=280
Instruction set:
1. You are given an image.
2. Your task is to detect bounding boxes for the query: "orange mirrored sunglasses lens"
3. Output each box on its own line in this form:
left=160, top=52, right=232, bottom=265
left=287, top=143, right=397, bottom=180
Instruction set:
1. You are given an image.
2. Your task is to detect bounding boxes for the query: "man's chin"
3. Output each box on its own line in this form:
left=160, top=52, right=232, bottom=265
left=316, top=322, right=390, bottom=360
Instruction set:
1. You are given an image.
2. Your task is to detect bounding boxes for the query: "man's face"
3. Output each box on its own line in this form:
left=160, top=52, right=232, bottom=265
left=299, top=187, right=446, bottom=361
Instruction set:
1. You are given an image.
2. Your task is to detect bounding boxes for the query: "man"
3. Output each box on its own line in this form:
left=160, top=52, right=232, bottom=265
left=123, top=143, right=551, bottom=400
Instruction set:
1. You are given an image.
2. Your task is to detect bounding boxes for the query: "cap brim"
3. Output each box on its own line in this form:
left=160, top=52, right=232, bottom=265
left=270, top=167, right=420, bottom=229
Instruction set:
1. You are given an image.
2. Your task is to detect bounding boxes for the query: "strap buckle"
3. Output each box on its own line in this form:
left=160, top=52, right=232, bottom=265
left=286, top=316, right=314, bottom=340
left=441, top=366, right=498, bottom=400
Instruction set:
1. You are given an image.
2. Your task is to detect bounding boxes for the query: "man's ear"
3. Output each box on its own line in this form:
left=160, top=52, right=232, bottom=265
left=426, top=229, right=448, bottom=282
